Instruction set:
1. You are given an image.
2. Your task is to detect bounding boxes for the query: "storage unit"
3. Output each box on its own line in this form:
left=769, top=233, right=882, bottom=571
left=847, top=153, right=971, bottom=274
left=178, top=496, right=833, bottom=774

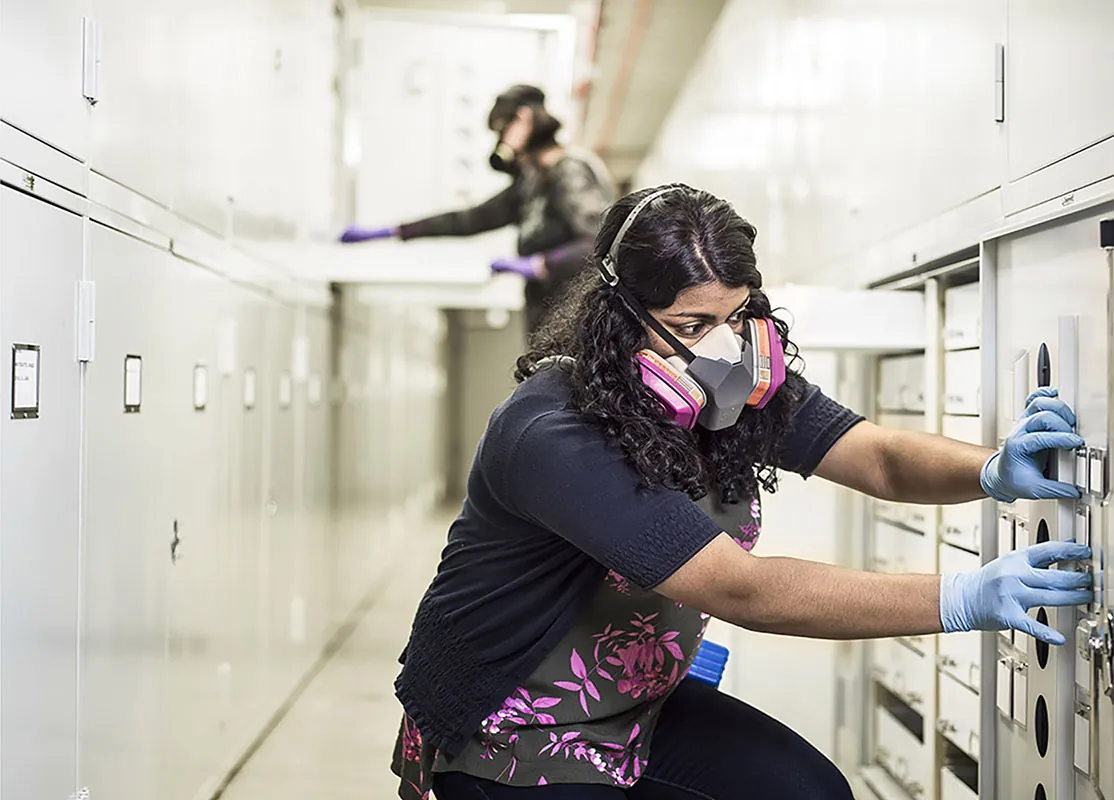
left=0, top=186, right=84, bottom=800
left=944, top=349, right=981, bottom=416
left=878, top=354, right=926, bottom=413
left=943, top=282, right=981, bottom=351
left=865, top=271, right=985, bottom=799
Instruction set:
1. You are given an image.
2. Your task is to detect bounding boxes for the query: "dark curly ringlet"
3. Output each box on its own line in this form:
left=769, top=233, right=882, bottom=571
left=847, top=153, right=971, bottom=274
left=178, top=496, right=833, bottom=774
left=515, top=183, right=806, bottom=503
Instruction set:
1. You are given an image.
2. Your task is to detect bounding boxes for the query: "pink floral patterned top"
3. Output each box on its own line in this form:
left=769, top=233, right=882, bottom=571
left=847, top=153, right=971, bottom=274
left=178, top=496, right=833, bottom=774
left=391, top=494, right=761, bottom=796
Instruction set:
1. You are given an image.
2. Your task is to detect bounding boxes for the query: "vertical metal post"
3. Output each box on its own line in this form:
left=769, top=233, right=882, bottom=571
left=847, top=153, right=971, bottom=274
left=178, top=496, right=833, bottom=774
left=979, top=239, right=1000, bottom=799
left=1056, top=314, right=1080, bottom=800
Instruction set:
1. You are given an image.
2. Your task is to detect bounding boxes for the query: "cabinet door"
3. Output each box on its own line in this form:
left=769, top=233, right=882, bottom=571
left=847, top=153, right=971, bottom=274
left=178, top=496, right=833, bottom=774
left=1007, top=0, right=1114, bottom=181
left=0, top=0, right=90, bottom=159
left=79, top=223, right=177, bottom=799
left=0, top=187, right=82, bottom=799
left=88, top=0, right=174, bottom=204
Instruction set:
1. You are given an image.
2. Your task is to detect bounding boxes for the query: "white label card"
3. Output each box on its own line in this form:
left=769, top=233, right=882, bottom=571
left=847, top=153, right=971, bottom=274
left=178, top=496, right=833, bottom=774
left=243, top=368, right=257, bottom=409
left=996, top=658, right=1012, bottom=717
left=124, top=355, right=142, bottom=411
left=11, top=344, right=40, bottom=417
left=193, top=364, right=208, bottom=410
left=279, top=371, right=293, bottom=409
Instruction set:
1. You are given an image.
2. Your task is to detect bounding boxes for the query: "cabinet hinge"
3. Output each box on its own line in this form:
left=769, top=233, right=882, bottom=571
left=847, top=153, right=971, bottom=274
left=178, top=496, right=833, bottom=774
left=77, top=281, right=96, bottom=362
left=82, top=17, right=101, bottom=106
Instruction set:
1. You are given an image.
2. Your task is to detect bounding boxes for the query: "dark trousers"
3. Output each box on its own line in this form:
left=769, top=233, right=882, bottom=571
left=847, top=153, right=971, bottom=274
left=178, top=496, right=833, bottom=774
left=433, top=679, right=854, bottom=799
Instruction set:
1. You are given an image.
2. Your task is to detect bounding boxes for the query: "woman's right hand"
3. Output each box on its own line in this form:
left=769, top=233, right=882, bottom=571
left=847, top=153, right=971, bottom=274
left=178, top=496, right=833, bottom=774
left=338, top=224, right=398, bottom=244
left=939, top=540, right=1093, bottom=644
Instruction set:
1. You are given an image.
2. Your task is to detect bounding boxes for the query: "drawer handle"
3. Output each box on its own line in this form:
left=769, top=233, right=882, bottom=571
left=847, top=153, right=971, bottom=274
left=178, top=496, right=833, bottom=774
left=875, top=746, right=891, bottom=768
left=937, top=718, right=958, bottom=735
left=905, top=780, right=925, bottom=798
left=895, top=755, right=910, bottom=781
left=938, top=655, right=958, bottom=669
left=903, top=691, right=923, bottom=706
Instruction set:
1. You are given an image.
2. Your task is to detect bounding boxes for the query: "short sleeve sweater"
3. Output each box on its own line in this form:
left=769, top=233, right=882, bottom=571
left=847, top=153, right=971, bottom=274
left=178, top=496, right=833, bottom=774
left=393, top=366, right=864, bottom=760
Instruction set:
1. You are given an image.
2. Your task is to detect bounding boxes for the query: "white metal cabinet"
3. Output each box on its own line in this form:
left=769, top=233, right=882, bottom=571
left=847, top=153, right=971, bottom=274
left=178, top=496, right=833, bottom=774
left=353, top=12, right=561, bottom=226
left=938, top=671, right=981, bottom=761
left=0, top=187, right=83, bottom=800
left=878, top=354, right=926, bottom=413
left=944, top=350, right=981, bottom=416
left=88, top=0, right=175, bottom=205
left=938, top=544, right=982, bottom=693
left=158, top=256, right=229, bottom=800
left=872, top=639, right=932, bottom=715
left=79, top=223, right=188, bottom=799
left=940, top=502, right=981, bottom=553
left=942, top=415, right=981, bottom=446
left=1006, top=0, right=1114, bottom=183
left=873, top=520, right=933, bottom=574
left=0, top=0, right=91, bottom=159
left=874, top=706, right=931, bottom=799
left=943, top=283, right=980, bottom=351
left=940, top=767, right=979, bottom=800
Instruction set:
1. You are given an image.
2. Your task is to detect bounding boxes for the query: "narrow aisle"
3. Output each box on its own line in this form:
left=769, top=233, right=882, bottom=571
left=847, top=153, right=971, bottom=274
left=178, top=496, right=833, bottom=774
left=220, top=511, right=452, bottom=800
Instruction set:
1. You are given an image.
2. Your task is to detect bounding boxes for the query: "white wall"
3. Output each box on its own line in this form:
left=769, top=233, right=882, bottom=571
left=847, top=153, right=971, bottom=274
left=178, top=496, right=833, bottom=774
left=636, top=0, right=1114, bottom=289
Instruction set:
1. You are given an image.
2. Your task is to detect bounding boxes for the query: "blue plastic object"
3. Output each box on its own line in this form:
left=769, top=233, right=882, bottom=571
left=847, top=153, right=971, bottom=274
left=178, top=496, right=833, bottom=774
left=686, top=640, right=729, bottom=688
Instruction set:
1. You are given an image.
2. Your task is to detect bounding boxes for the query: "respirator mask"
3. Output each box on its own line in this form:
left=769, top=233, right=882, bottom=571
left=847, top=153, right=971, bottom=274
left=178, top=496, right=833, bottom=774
left=487, top=85, right=560, bottom=175
left=598, top=187, right=787, bottom=431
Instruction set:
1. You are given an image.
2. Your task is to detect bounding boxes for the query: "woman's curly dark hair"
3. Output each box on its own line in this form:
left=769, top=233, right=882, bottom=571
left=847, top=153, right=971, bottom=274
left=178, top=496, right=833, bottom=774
left=515, top=183, right=806, bottom=503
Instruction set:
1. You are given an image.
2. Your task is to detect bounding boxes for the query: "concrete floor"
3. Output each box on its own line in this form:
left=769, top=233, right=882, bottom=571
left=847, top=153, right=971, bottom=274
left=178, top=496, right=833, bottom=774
left=219, top=511, right=448, bottom=800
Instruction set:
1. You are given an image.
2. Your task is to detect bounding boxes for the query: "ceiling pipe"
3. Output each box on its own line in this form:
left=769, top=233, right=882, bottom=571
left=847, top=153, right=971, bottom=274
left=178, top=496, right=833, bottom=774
left=592, top=0, right=654, bottom=160
left=577, top=0, right=606, bottom=130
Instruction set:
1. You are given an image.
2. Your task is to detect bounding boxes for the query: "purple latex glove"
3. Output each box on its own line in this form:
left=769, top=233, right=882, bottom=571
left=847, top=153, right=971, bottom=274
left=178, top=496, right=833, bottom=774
left=491, top=253, right=546, bottom=281
left=338, top=224, right=398, bottom=244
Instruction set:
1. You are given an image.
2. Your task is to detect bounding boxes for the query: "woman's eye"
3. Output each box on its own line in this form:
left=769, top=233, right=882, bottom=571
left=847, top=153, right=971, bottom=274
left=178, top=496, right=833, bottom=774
left=677, top=324, right=704, bottom=338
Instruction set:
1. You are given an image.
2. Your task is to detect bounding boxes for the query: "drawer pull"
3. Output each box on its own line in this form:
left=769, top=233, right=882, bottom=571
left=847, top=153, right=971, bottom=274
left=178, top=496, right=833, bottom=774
left=937, top=718, right=958, bottom=735
left=938, top=655, right=958, bottom=669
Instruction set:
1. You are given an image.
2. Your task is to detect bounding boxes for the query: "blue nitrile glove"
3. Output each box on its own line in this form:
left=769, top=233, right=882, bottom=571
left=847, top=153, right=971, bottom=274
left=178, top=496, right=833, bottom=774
left=980, top=387, right=1083, bottom=503
left=940, top=540, right=1094, bottom=644
left=491, top=253, right=545, bottom=280
left=338, top=224, right=398, bottom=243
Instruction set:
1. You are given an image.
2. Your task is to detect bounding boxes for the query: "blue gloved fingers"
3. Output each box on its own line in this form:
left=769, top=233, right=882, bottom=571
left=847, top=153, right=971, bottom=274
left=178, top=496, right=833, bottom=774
left=1024, top=567, right=1094, bottom=590
left=1019, top=409, right=1076, bottom=434
left=1027, top=477, right=1083, bottom=499
left=1020, top=588, right=1094, bottom=609
left=1025, top=541, right=1092, bottom=567
left=1009, top=612, right=1066, bottom=645
left=1025, top=387, right=1059, bottom=405
left=1012, top=430, right=1085, bottom=457
left=1021, top=397, right=1078, bottom=427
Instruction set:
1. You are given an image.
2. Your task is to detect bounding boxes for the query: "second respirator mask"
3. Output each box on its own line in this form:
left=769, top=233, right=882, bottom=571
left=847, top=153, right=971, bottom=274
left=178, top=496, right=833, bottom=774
left=598, top=187, right=787, bottom=431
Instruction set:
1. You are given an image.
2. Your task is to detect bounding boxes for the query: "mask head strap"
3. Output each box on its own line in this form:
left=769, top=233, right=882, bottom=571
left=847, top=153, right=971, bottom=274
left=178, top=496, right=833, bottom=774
left=598, top=188, right=698, bottom=361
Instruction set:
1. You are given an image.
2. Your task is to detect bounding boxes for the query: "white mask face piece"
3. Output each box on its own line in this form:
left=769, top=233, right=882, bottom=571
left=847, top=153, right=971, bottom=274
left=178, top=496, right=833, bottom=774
left=665, top=323, right=743, bottom=373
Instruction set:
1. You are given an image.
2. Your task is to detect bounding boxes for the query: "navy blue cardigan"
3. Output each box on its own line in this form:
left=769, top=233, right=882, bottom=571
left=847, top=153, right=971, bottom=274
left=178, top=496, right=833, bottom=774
left=394, top=367, right=863, bottom=758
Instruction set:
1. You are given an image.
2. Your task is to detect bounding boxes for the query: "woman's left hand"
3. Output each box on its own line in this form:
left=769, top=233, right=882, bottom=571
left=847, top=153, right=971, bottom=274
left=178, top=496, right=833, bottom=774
left=980, top=387, right=1083, bottom=502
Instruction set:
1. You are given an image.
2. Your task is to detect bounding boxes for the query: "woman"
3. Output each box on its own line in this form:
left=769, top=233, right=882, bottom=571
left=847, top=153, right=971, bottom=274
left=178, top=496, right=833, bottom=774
left=339, top=84, right=614, bottom=335
left=391, top=185, right=1091, bottom=799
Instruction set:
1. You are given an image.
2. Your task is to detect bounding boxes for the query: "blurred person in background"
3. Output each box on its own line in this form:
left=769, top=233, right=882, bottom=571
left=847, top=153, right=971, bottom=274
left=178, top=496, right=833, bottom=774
left=339, top=84, right=614, bottom=336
